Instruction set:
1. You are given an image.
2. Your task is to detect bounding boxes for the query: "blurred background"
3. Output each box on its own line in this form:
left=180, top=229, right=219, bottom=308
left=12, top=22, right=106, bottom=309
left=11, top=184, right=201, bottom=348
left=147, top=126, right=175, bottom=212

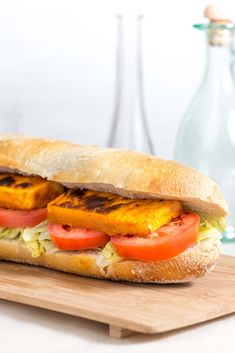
left=1, top=0, right=234, bottom=158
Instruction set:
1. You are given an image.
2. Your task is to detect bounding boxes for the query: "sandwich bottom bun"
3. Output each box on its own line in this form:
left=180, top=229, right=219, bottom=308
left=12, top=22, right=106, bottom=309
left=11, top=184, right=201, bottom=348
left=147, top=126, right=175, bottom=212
left=0, top=237, right=220, bottom=283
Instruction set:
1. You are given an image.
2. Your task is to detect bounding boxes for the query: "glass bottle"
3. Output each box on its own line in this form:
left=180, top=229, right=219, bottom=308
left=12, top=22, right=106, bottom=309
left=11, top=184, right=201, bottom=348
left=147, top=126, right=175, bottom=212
left=175, top=20, right=235, bottom=242
left=107, top=15, right=154, bottom=154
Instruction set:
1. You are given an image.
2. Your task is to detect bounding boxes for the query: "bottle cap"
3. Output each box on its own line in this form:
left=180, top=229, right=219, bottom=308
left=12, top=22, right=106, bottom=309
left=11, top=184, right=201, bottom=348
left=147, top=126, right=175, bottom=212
left=203, top=3, right=234, bottom=47
left=204, top=3, right=233, bottom=23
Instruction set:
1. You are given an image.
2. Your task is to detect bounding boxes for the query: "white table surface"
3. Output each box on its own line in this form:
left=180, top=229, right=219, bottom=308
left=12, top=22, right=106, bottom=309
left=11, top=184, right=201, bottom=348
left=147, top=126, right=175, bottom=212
left=1, top=243, right=234, bottom=353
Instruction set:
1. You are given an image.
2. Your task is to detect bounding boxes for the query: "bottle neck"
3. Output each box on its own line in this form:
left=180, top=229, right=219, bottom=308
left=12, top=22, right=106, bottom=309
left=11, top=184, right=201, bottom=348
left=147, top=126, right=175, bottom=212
left=108, top=15, right=154, bottom=153
left=203, top=30, right=235, bottom=91
left=115, top=15, right=145, bottom=119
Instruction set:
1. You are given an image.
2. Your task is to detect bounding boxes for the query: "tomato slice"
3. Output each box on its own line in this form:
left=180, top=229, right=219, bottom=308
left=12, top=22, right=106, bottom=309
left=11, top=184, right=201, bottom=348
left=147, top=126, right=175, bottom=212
left=111, top=213, right=200, bottom=262
left=48, top=223, right=110, bottom=250
left=0, top=208, right=47, bottom=228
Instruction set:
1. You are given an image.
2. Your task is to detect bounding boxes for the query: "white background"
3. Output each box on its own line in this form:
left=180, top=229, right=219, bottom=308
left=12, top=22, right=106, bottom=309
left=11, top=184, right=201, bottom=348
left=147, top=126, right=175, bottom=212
left=0, top=3, right=234, bottom=350
left=0, top=0, right=235, bottom=159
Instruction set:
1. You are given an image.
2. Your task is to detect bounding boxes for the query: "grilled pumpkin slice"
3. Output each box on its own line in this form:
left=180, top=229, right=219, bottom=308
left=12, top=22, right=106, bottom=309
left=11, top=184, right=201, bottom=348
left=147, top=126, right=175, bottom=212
left=48, top=189, right=183, bottom=236
left=0, top=173, right=64, bottom=210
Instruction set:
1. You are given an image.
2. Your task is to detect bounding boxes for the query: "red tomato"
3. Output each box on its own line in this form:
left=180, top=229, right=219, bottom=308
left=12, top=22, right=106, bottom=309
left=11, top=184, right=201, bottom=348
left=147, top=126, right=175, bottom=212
left=0, top=208, right=47, bottom=228
left=111, top=213, right=200, bottom=262
left=48, top=223, right=110, bottom=250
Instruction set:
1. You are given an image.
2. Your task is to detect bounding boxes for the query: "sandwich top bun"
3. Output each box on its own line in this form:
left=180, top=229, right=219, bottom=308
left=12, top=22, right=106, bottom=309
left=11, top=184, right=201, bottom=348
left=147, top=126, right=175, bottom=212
left=0, top=134, right=228, bottom=217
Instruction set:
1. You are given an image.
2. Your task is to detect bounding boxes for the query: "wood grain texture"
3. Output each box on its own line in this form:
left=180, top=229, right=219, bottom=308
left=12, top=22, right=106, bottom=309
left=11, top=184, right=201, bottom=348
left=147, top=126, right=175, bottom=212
left=0, top=255, right=234, bottom=336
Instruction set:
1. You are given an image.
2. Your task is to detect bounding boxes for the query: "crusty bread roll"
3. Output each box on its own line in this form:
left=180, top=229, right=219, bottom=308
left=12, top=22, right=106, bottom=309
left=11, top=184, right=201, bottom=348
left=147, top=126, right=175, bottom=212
left=0, top=135, right=228, bottom=282
left=0, top=135, right=228, bottom=216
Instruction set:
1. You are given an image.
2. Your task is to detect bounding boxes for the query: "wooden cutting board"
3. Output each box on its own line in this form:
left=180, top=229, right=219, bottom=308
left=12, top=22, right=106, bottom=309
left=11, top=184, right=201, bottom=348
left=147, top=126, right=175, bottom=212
left=0, top=255, right=234, bottom=338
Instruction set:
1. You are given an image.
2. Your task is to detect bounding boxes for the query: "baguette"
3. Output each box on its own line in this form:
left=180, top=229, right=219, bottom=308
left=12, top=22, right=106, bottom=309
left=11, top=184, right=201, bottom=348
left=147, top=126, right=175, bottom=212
left=0, top=135, right=228, bottom=216
left=0, top=135, right=228, bottom=282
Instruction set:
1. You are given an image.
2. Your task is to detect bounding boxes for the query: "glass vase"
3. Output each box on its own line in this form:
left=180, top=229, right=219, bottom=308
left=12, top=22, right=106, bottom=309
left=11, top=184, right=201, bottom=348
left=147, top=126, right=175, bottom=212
left=107, top=15, right=154, bottom=154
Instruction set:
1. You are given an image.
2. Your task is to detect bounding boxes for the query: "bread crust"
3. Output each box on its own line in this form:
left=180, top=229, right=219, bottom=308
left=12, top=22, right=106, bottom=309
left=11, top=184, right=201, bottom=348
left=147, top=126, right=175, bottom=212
left=0, top=238, right=220, bottom=283
left=0, top=135, right=228, bottom=216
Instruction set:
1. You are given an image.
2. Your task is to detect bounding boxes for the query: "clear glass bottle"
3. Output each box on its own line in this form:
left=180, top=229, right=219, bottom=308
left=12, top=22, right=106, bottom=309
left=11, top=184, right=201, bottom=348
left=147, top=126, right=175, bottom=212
left=107, top=15, right=154, bottom=154
left=175, top=21, right=235, bottom=241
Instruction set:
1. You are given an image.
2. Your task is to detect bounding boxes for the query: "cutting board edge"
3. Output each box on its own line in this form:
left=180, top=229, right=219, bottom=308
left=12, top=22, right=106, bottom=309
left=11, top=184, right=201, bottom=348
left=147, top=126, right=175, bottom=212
left=0, top=288, right=235, bottom=335
left=0, top=291, right=150, bottom=333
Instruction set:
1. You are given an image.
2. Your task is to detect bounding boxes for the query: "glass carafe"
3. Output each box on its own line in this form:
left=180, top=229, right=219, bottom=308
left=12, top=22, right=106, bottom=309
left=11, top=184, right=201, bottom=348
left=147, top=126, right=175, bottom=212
left=107, top=15, right=154, bottom=154
left=175, top=22, right=235, bottom=241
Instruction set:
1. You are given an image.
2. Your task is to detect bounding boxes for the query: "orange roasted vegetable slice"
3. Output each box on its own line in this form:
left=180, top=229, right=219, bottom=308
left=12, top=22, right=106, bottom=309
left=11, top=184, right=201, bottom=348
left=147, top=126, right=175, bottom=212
left=0, top=173, right=64, bottom=210
left=48, top=189, right=183, bottom=236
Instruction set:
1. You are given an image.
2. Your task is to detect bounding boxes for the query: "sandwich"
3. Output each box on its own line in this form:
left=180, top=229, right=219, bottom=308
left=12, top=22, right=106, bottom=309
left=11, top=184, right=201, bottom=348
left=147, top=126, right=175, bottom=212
left=0, top=135, right=228, bottom=283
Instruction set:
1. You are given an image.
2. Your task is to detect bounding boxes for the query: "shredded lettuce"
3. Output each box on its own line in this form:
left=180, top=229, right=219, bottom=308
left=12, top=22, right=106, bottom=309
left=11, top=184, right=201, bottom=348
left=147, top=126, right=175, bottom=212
left=199, top=215, right=227, bottom=233
left=0, top=221, right=57, bottom=258
left=21, top=221, right=50, bottom=242
left=96, top=242, right=123, bottom=267
left=24, top=240, right=45, bottom=258
left=197, top=221, right=222, bottom=243
left=197, top=215, right=225, bottom=243
left=0, top=227, right=22, bottom=240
